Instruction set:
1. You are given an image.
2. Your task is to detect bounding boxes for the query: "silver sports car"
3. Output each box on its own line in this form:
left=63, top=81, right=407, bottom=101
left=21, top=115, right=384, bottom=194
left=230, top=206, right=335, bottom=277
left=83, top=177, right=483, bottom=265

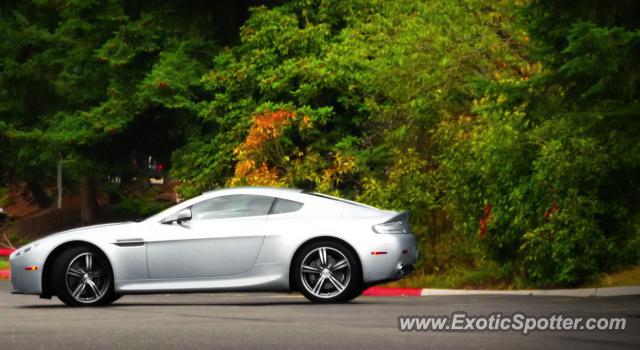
left=10, top=187, right=418, bottom=305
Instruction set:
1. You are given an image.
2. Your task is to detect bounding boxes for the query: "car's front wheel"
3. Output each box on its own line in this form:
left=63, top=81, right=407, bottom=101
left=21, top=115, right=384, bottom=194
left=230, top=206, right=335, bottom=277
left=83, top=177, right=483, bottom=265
left=51, top=246, right=115, bottom=306
left=293, top=241, right=362, bottom=303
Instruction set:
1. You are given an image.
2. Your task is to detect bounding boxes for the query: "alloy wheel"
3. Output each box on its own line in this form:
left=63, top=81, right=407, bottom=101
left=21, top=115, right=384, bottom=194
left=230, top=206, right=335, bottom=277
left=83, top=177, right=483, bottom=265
left=300, top=247, right=351, bottom=299
left=65, top=252, right=110, bottom=304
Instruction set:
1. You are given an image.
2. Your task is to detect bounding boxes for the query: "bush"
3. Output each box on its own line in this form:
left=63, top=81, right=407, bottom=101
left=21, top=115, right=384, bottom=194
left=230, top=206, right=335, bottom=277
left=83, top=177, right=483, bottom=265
left=110, top=197, right=170, bottom=220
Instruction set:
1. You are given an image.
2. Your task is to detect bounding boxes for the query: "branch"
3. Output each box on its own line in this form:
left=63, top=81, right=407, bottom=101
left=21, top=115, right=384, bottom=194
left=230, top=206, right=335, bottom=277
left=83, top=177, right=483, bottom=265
left=1, top=232, right=15, bottom=249
left=0, top=224, right=16, bottom=249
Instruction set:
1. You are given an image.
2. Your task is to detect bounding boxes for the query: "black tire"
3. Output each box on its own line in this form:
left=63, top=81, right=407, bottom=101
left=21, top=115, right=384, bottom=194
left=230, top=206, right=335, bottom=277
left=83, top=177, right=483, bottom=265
left=51, top=246, right=116, bottom=307
left=293, top=241, right=362, bottom=303
left=104, top=293, right=123, bottom=304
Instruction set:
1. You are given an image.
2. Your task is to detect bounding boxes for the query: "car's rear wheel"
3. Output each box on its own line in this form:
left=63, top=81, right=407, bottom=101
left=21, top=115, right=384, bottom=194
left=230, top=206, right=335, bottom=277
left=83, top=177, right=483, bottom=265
left=293, top=241, right=362, bottom=303
left=51, top=246, right=115, bottom=306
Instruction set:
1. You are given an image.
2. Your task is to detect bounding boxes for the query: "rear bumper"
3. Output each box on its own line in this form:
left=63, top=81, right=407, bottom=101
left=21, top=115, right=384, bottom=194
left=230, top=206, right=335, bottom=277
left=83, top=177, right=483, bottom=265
left=361, top=233, right=418, bottom=284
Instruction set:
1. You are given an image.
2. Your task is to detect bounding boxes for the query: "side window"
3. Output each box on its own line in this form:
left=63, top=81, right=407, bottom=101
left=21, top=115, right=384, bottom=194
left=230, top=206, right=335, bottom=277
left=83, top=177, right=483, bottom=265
left=270, top=198, right=304, bottom=215
left=191, top=195, right=274, bottom=220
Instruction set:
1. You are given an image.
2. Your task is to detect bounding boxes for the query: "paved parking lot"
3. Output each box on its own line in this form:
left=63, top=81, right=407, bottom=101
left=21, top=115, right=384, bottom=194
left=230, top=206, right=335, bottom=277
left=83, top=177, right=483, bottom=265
left=0, top=281, right=638, bottom=349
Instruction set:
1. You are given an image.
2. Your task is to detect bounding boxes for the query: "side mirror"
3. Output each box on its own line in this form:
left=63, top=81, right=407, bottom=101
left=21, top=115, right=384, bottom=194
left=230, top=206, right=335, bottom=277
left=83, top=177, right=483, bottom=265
left=162, top=208, right=192, bottom=225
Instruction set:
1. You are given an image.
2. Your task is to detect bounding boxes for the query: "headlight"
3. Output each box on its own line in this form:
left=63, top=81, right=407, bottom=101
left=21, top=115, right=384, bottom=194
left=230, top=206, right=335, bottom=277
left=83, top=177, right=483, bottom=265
left=372, top=220, right=407, bottom=234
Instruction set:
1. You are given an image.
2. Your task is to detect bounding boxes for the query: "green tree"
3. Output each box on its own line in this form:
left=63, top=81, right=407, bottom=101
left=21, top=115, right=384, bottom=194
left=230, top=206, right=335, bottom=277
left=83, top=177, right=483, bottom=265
left=173, top=0, right=528, bottom=271
left=2, top=0, right=637, bottom=287
left=0, top=1, right=259, bottom=222
left=441, top=0, right=640, bottom=286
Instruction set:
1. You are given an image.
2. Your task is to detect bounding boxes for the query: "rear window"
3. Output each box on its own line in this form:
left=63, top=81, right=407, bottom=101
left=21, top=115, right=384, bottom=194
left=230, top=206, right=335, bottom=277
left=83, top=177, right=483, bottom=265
left=270, top=198, right=304, bottom=214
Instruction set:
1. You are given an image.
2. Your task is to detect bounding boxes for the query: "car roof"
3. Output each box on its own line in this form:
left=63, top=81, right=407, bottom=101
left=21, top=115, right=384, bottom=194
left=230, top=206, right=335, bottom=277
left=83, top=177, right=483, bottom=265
left=203, top=186, right=304, bottom=196
left=200, top=187, right=313, bottom=203
left=144, top=186, right=386, bottom=223
left=207, top=187, right=381, bottom=210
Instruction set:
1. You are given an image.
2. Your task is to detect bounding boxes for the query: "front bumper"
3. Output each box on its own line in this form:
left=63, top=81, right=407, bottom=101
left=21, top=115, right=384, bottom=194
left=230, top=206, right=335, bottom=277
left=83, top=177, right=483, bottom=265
left=9, top=251, right=43, bottom=295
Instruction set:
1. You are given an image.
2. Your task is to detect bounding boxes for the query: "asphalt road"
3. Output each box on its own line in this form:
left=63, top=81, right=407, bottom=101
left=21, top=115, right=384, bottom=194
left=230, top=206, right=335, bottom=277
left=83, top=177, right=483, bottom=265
left=0, top=281, right=638, bottom=349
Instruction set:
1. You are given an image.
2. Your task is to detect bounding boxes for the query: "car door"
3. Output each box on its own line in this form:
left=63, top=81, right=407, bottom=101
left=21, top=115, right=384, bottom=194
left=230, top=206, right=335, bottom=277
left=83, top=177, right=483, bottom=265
left=146, top=194, right=274, bottom=279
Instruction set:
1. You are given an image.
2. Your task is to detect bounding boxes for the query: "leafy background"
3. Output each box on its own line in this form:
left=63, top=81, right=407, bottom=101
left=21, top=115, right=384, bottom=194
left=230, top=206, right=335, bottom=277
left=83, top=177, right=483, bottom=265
left=1, top=0, right=639, bottom=287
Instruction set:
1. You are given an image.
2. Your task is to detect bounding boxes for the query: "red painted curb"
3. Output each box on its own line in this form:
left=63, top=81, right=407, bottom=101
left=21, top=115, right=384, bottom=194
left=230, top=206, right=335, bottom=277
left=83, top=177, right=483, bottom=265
left=0, top=269, right=9, bottom=279
left=363, top=286, right=422, bottom=297
left=0, top=248, right=15, bottom=257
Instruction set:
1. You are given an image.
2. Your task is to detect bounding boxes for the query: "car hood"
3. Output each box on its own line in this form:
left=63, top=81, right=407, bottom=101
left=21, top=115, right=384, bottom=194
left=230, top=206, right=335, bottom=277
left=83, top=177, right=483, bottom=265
left=11, top=222, right=139, bottom=259
left=47, top=222, right=137, bottom=237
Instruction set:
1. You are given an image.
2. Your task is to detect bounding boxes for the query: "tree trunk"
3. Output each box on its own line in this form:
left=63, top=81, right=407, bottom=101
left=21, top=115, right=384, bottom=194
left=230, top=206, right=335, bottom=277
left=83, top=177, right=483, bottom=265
left=26, top=180, right=51, bottom=208
left=80, top=175, right=98, bottom=225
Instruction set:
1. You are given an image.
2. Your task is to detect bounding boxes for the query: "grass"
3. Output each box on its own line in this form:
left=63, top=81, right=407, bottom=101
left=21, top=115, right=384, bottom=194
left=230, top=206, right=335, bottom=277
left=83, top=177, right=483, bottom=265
left=590, top=265, right=640, bottom=288
left=385, top=263, right=640, bottom=290
left=383, top=261, right=516, bottom=290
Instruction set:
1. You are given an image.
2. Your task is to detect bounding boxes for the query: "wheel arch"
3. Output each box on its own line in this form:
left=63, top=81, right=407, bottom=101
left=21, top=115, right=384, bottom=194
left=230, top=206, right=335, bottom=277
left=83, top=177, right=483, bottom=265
left=288, top=236, right=363, bottom=292
left=40, top=241, right=114, bottom=298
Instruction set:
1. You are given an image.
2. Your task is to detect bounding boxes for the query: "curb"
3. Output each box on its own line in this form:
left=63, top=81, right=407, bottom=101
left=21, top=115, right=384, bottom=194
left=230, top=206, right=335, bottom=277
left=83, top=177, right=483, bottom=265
left=420, top=288, right=597, bottom=297
left=593, top=286, right=640, bottom=297
left=0, top=248, right=13, bottom=280
left=0, top=248, right=15, bottom=256
left=363, top=286, right=640, bottom=297
left=422, top=286, right=640, bottom=297
left=363, top=286, right=422, bottom=296
left=0, top=248, right=14, bottom=257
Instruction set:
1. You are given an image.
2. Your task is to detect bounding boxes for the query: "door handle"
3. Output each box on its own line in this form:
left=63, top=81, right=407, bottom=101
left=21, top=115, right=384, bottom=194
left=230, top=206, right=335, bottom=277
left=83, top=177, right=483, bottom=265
left=114, top=238, right=145, bottom=247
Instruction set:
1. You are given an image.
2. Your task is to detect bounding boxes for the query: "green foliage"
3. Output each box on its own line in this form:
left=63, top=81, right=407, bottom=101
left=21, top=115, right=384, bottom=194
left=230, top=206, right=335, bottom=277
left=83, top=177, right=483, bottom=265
left=1, top=0, right=639, bottom=288
left=110, top=196, right=171, bottom=220
left=359, top=149, right=438, bottom=214
left=137, top=0, right=640, bottom=286
left=170, top=1, right=528, bottom=276
left=0, top=1, right=242, bottom=191
left=439, top=0, right=640, bottom=286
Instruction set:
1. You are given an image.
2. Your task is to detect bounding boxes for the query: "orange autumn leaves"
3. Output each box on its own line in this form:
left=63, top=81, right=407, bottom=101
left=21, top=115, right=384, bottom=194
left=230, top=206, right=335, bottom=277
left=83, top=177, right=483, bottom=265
left=229, top=109, right=311, bottom=186
left=228, top=109, right=358, bottom=191
left=241, top=110, right=299, bottom=150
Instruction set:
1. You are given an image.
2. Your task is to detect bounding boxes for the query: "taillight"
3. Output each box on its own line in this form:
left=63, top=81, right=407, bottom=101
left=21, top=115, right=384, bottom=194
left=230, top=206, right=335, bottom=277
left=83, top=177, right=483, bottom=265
left=372, top=220, right=406, bottom=234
